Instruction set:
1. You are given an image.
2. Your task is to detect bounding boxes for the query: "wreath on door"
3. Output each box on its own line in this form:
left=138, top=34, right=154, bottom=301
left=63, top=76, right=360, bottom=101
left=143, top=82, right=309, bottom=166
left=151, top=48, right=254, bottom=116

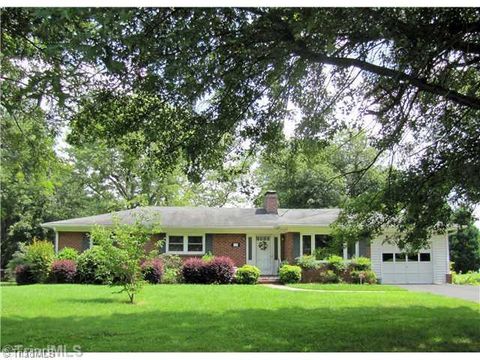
left=257, top=238, right=268, bottom=250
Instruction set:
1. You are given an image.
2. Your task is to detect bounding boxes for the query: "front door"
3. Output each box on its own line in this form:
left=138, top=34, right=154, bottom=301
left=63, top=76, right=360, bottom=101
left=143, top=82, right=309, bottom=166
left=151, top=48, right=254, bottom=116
left=255, top=235, right=273, bottom=274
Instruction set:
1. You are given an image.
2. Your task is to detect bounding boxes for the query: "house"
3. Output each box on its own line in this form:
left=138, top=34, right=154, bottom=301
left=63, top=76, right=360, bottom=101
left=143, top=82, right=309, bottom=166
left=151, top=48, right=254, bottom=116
left=41, top=191, right=451, bottom=284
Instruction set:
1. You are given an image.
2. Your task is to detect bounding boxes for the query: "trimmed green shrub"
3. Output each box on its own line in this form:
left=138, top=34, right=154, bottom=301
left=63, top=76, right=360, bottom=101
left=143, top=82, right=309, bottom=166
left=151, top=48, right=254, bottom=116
left=141, top=258, right=164, bottom=284
left=235, top=265, right=261, bottom=284
left=296, top=255, right=319, bottom=270
left=50, top=260, right=77, bottom=283
left=6, top=243, right=28, bottom=280
left=349, top=257, right=371, bottom=271
left=76, top=246, right=113, bottom=284
left=318, top=269, right=339, bottom=283
left=351, top=270, right=377, bottom=284
left=56, top=247, right=79, bottom=261
left=24, top=240, right=55, bottom=283
left=453, top=271, right=480, bottom=285
left=159, top=254, right=184, bottom=283
left=279, top=265, right=302, bottom=284
left=326, top=255, right=346, bottom=274
left=15, top=264, right=36, bottom=285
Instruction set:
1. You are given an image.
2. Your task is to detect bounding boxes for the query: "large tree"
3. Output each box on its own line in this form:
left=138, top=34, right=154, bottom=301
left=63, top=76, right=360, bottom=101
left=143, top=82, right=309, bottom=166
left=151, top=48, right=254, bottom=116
left=3, top=8, right=479, bottom=248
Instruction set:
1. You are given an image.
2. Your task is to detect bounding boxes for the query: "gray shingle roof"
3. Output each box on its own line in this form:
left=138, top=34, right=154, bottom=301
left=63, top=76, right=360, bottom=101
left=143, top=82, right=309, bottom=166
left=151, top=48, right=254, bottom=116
left=41, top=206, right=340, bottom=229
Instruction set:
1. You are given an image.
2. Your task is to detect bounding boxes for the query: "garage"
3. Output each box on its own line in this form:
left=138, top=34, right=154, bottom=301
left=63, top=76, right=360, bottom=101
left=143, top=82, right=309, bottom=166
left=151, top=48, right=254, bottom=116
left=380, top=251, right=434, bottom=284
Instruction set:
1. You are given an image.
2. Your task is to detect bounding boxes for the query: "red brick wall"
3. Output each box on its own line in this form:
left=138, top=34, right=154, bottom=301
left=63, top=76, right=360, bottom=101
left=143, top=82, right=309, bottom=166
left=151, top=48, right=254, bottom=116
left=58, top=231, right=165, bottom=253
left=212, top=234, right=246, bottom=266
left=264, top=193, right=279, bottom=214
left=282, top=232, right=296, bottom=263
left=58, top=232, right=87, bottom=252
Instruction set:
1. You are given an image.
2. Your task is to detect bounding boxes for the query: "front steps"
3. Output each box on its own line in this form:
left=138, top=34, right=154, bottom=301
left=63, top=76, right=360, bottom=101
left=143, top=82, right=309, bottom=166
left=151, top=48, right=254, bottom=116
left=258, top=275, right=280, bottom=284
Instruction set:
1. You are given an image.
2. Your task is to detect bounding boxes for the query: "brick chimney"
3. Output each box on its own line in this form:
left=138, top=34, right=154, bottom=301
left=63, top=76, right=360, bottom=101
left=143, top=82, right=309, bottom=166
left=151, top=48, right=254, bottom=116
left=264, top=191, right=279, bottom=214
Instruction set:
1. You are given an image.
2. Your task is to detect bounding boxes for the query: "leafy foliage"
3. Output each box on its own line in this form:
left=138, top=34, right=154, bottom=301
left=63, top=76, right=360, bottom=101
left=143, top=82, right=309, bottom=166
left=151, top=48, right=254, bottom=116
left=182, top=258, right=205, bottom=284
left=50, top=259, right=77, bottom=283
left=56, top=247, right=79, bottom=261
left=14, top=264, right=36, bottom=285
left=235, top=265, right=261, bottom=284
left=449, top=222, right=480, bottom=273
left=22, top=240, right=55, bottom=283
left=90, top=217, right=162, bottom=303
left=76, top=246, right=113, bottom=285
left=279, top=265, right=302, bottom=284
left=295, top=255, right=320, bottom=270
left=141, top=258, right=164, bottom=284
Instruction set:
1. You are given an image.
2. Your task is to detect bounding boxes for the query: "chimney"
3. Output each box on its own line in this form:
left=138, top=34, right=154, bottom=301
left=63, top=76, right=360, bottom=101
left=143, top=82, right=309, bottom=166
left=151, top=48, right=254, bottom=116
left=264, top=191, right=279, bottom=214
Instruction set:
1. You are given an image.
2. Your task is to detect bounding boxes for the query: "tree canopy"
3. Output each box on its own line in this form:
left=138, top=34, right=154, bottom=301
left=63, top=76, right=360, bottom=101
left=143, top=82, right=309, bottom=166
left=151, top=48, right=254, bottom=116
left=2, top=7, right=480, bottom=249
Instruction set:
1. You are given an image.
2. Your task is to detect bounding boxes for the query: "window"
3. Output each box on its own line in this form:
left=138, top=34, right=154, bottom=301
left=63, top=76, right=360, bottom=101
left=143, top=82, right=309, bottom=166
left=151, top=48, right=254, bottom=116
left=167, top=235, right=204, bottom=254
left=188, top=236, right=203, bottom=252
left=315, top=234, right=330, bottom=249
left=302, top=235, right=312, bottom=255
left=382, top=253, right=394, bottom=262
left=420, top=253, right=431, bottom=262
left=395, top=253, right=406, bottom=262
left=407, top=253, right=418, bottom=262
left=168, top=236, right=184, bottom=252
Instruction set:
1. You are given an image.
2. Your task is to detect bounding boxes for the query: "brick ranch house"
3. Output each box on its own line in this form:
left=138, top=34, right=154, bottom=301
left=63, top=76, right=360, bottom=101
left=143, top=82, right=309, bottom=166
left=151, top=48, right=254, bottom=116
left=41, top=191, right=451, bottom=284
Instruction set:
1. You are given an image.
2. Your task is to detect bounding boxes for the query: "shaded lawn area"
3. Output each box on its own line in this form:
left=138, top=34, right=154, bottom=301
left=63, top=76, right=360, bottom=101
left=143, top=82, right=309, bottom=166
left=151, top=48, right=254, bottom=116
left=1, top=284, right=479, bottom=352
left=287, top=283, right=406, bottom=291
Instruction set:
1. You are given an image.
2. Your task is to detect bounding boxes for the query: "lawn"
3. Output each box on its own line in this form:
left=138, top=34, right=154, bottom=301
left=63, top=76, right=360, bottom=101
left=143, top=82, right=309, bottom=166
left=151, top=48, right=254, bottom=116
left=287, top=283, right=405, bottom=291
left=1, top=283, right=479, bottom=352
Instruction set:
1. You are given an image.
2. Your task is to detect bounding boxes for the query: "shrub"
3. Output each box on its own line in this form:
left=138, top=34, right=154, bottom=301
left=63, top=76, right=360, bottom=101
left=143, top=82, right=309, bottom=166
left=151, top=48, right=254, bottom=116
left=159, top=254, right=183, bottom=272
left=162, top=268, right=181, bottom=284
left=205, top=256, right=235, bottom=284
left=202, top=252, right=215, bottom=262
left=279, top=265, right=302, bottom=284
left=453, top=271, right=480, bottom=285
left=182, top=258, right=205, bottom=284
left=350, top=270, right=377, bottom=284
left=296, top=255, right=319, bottom=270
left=57, top=247, right=79, bottom=261
left=24, top=240, right=55, bottom=283
left=235, top=265, right=261, bottom=284
left=14, top=264, right=36, bottom=285
left=6, top=243, right=28, bottom=280
left=50, top=260, right=77, bottom=283
left=141, top=258, right=164, bottom=284
left=318, top=269, right=339, bottom=283
left=326, top=255, right=346, bottom=274
left=76, top=246, right=113, bottom=284
left=349, top=257, right=371, bottom=271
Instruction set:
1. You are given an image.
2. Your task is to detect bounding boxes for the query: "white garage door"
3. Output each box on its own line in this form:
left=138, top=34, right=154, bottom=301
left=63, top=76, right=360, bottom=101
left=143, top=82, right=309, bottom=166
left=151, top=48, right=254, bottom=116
left=381, top=252, right=433, bottom=284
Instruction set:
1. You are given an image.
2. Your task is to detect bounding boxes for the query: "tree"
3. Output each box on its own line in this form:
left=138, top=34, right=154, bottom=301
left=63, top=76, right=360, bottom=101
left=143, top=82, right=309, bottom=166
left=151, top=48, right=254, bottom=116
left=3, top=8, right=479, bottom=248
left=90, top=216, right=162, bottom=303
left=255, top=131, right=385, bottom=208
left=449, top=208, right=480, bottom=273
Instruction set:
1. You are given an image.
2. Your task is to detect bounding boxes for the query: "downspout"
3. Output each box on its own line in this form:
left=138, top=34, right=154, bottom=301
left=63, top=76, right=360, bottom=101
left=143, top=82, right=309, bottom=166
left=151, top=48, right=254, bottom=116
left=54, top=227, right=59, bottom=254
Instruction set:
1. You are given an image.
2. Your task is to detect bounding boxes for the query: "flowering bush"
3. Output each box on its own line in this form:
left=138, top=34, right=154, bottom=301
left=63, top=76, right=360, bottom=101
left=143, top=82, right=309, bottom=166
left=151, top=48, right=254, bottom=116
left=141, top=258, right=164, bottom=284
left=50, top=260, right=77, bottom=283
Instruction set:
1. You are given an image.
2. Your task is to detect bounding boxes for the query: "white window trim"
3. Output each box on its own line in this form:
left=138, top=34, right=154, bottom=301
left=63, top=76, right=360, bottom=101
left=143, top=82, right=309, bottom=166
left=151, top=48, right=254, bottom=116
left=166, top=234, right=205, bottom=255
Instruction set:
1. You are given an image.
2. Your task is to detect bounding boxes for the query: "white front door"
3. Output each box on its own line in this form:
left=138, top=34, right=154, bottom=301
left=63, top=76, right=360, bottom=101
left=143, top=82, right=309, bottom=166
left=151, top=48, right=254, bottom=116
left=255, top=235, right=273, bottom=275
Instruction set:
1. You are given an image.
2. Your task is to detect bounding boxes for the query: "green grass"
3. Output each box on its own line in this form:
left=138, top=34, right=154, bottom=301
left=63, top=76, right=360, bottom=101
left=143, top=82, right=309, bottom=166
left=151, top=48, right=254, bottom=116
left=1, top=284, right=479, bottom=352
left=287, top=283, right=406, bottom=291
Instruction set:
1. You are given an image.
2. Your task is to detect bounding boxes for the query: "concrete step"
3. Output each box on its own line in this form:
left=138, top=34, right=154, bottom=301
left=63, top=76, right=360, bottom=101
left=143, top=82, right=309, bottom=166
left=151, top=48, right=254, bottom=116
left=258, top=276, right=280, bottom=284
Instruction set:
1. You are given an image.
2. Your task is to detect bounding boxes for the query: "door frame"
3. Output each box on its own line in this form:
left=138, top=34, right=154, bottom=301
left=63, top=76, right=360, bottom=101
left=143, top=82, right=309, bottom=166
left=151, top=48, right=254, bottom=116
left=246, top=233, right=281, bottom=275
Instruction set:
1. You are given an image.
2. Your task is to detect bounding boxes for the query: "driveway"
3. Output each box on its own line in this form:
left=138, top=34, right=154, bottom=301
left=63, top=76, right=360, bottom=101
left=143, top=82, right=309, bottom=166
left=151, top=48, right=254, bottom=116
left=397, top=284, right=479, bottom=303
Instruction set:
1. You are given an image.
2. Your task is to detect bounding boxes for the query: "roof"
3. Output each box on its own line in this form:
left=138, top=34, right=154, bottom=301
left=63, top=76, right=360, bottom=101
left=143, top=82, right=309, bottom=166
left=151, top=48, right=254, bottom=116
left=41, top=206, right=340, bottom=230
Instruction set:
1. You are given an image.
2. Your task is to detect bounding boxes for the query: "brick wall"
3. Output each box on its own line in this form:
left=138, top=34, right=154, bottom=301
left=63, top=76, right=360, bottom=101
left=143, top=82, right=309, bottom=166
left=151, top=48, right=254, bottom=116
left=212, top=234, right=246, bottom=266
left=58, top=231, right=165, bottom=253
left=282, top=232, right=295, bottom=263
left=58, top=232, right=88, bottom=252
